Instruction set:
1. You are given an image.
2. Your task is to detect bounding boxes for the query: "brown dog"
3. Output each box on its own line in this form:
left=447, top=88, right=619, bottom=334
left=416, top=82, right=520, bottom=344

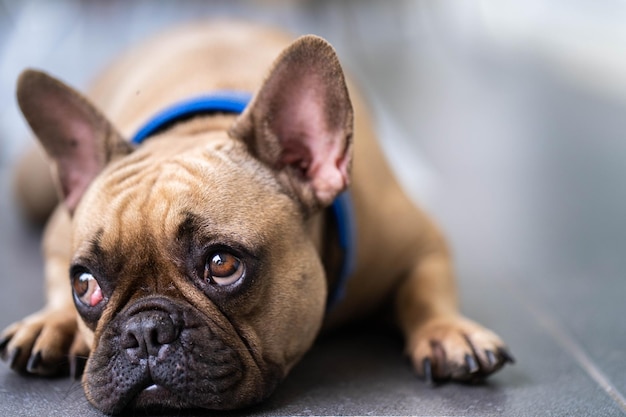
left=1, top=22, right=512, bottom=414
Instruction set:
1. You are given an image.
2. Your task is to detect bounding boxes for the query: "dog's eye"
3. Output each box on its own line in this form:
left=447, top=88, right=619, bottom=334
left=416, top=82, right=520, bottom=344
left=72, top=271, right=104, bottom=307
left=205, top=252, right=245, bottom=286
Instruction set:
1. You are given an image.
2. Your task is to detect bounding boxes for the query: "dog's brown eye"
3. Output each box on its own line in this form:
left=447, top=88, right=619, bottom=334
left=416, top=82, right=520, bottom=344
left=205, top=252, right=245, bottom=286
left=73, top=272, right=104, bottom=307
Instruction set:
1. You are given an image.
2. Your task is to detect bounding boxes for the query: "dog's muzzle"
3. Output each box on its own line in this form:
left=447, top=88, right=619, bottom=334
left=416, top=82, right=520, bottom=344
left=83, top=297, right=247, bottom=414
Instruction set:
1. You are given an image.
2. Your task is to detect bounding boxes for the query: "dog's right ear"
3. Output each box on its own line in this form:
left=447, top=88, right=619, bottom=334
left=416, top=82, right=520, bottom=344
left=17, top=69, right=132, bottom=214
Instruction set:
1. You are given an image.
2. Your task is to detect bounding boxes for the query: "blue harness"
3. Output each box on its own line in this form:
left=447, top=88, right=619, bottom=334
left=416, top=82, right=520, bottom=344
left=130, top=92, right=356, bottom=311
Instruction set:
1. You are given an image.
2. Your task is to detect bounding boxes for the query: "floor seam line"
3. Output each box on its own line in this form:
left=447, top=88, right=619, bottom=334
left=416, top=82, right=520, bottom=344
left=503, top=276, right=626, bottom=413
left=533, top=306, right=626, bottom=412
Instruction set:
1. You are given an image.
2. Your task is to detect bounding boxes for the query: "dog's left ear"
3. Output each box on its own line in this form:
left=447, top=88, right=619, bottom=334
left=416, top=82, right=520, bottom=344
left=231, top=35, right=354, bottom=212
left=17, top=69, right=132, bottom=214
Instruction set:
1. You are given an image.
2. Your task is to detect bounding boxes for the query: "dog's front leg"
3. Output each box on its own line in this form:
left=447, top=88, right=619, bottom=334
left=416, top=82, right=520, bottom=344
left=1, top=206, right=89, bottom=376
left=394, top=233, right=514, bottom=383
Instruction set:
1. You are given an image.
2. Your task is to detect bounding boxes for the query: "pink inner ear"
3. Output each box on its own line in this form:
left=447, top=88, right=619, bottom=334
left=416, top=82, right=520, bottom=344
left=58, top=156, right=100, bottom=212
left=308, top=133, right=350, bottom=204
left=17, top=70, right=124, bottom=214
left=54, top=117, right=105, bottom=212
left=273, top=83, right=350, bottom=204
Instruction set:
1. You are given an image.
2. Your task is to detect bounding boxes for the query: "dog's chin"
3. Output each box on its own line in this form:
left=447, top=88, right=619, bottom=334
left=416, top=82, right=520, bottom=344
left=85, top=378, right=199, bottom=414
left=89, top=373, right=275, bottom=415
left=88, top=373, right=255, bottom=414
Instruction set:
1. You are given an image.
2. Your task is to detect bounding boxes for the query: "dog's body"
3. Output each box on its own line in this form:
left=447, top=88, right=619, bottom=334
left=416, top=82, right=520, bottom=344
left=1, top=22, right=512, bottom=414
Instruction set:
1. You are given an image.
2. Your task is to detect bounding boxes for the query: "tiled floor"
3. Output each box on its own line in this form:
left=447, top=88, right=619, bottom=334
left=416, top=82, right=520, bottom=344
left=1, top=1, right=626, bottom=416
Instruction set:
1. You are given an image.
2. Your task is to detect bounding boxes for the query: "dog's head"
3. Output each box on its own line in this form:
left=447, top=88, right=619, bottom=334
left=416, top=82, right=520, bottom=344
left=17, top=35, right=353, bottom=414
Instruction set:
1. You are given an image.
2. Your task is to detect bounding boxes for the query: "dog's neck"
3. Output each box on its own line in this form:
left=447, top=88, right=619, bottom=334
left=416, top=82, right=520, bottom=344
left=130, top=93, right=356, bottom=311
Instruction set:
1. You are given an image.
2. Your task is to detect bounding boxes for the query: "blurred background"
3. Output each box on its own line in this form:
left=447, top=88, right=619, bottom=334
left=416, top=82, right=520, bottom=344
left=1, top=1, right=625, bottom=415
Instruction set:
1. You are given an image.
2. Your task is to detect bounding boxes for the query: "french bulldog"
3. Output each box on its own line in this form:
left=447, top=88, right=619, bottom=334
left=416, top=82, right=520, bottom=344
left=1, top=22, right=513, bottom=414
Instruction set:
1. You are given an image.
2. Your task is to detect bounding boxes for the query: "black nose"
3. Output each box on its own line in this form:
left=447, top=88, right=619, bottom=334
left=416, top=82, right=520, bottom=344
left=120, top=310, right=180, bottom=360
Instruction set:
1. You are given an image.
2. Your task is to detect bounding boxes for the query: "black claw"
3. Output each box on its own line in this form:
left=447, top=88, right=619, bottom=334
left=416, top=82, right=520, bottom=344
left=498, top=347, right=516, bottom=364
left=0, top=339, right=11, bottom=361
left=0, top=335, right=10, bottom=353
left=26, top=351, right=42, bottom=373
left=70, top=355, right=87, bottom=379
left=486, top=350, right=497, bottom=367
left=423, top=358, right=434, bottom=385
left=465, top=354, right=480, bottom=373
left=8, top=347, right=21, bottom=369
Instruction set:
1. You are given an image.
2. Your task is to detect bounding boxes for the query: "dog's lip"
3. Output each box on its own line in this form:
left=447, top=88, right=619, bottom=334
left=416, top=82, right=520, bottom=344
left=128, top=383, right=191, bottom=411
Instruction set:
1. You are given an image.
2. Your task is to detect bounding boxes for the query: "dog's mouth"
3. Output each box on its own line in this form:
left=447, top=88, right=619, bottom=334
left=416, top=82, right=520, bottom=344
left=128, top=382, right=192, bottom=411
left=137, top=382, right=170, bottom=400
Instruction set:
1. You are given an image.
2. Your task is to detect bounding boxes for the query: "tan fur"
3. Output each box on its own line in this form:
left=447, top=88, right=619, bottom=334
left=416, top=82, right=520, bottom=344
left=2, top=21, right=512, bottom=414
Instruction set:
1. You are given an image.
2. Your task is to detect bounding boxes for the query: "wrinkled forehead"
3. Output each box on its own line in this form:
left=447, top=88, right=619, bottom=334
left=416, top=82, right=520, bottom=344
left=72, top=133, right=289, bottom=253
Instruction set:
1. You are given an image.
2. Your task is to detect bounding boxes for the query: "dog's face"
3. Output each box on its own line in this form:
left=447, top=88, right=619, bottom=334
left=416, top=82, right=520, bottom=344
left=17, top=35, right=353, bottom=413
left=72, top=133, right=328, bottom=412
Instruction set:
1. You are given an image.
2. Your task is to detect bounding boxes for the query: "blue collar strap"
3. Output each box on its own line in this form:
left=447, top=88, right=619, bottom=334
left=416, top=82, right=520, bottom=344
left=130, top=92, right=357, bottom=310
left=131, top=91, right=253, bottom=144
left=325, top=191, right=357, bottom=311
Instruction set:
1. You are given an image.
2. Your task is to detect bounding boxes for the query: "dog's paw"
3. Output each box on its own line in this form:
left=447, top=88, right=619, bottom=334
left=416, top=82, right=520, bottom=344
left=407, top=315, right=514, bottom=384
left=0, top=308, right=89, bottom=377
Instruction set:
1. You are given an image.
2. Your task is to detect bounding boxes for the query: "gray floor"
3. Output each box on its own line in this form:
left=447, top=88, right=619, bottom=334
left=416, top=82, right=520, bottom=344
left=1, top=1, right=626, bottom=416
